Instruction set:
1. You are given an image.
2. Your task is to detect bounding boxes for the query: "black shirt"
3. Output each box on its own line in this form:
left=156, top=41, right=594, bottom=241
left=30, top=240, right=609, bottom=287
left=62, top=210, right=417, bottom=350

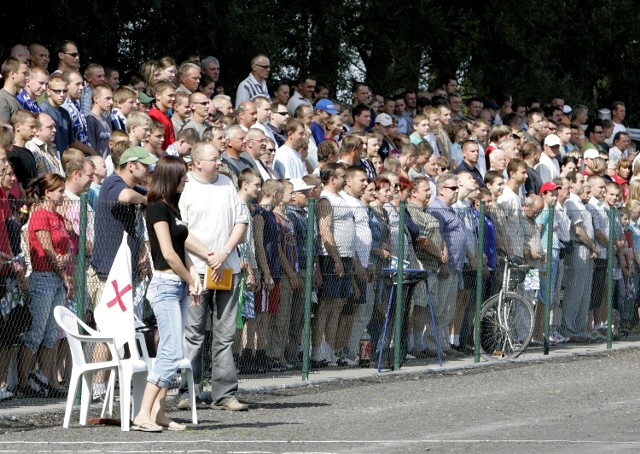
left=146, top=201, right=188, bottom=271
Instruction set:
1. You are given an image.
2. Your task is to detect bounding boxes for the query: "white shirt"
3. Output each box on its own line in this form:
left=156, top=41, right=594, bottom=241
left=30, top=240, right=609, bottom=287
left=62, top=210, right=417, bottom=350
left=535, top=152, right=560, bottom=183
left=179, top=172, right=249, bottom=274
left=287, top=91, right=312, bottom=117
left=498, top=185, right=524, bottom=256
left=273, top=144, right=307, bottom=179
left=339, top=190, right=372, bottom=267
left=608, top=146, right=627, bottom=163
left=319, top=190, right=355, bottom=257
left=608, top=122, right=626, bottom=145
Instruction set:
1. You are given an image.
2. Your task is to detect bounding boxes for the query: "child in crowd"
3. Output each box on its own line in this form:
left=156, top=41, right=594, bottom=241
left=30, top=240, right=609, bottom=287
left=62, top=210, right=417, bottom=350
left=144, top=121, right=165, bottom=158
left=171, top=92, right=191, bottom=135
left=110, top=86, right=137, bottom=131
left=105, top=130, right=130, bottom=175
left=165, top=127, right=198, bottom=158
left=408, top=142, right=433, bottom=181
left=126, top=111, right=153, bottom=147
left=409, top=113, right=429, bottom=145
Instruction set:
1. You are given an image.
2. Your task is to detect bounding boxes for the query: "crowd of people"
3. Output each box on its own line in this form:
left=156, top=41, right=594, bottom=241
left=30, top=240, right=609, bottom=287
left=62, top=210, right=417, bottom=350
left=0, top=42, right=638, bottom=430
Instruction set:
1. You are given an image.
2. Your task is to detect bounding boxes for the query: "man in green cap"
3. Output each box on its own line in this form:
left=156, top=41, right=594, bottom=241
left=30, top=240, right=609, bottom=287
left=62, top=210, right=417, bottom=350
left=86, top=146, right=158, bottom=400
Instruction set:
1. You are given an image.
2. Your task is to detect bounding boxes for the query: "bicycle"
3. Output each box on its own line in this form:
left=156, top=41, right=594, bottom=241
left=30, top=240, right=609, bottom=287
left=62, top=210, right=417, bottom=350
left=477, top=257, right=535, bottom=360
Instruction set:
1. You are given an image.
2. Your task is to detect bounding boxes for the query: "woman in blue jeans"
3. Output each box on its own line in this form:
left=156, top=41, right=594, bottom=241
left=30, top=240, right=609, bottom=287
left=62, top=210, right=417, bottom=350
left=132, top=156, right=209, bottom=432
left=17, top=173, right=72, bottom=398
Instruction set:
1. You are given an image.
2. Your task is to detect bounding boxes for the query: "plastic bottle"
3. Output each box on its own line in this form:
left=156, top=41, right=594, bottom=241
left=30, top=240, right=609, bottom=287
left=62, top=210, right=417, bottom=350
left=359, top=329, right=372, bottom=367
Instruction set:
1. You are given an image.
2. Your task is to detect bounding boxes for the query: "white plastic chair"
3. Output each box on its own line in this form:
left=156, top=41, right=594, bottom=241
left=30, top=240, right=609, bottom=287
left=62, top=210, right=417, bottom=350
left=94, top=315, right=149, bottom=431
left=54, top=306, right=145, bottom=430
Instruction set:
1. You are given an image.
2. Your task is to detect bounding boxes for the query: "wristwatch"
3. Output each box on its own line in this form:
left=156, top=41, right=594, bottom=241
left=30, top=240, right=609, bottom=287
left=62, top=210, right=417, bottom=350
left=223, top=247, right=232, bottom=255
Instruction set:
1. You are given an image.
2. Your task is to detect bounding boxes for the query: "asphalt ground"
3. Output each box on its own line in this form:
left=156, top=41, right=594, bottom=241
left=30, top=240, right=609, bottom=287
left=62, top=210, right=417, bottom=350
left=2, top=340, right=640, bottom=453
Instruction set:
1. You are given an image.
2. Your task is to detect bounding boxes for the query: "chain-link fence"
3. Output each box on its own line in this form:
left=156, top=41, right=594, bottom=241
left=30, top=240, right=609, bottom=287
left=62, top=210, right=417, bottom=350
left=0, top=193, right=632, bottom=407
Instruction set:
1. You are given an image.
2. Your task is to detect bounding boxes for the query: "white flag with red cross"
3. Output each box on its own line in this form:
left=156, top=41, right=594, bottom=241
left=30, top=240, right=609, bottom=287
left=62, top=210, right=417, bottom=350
left=94, top=232, right=134, bottom=349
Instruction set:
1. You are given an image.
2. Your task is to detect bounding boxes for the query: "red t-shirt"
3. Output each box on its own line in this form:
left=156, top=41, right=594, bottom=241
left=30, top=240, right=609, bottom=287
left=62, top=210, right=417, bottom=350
left=0, top=188, right=13, bottom=275
left=28, top=207, right=70, bottom=272
left=148, top=107, right=176, bottom=150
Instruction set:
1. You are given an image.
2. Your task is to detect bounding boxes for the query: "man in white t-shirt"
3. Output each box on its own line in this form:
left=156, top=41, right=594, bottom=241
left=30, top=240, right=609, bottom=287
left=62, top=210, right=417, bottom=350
left=497, top=158, right=528, bottom=259
left=178, top=141, right=249, bottom=412
left=338, top=166, right=371, bottom=362
left=273, top=118, right=307, bottom=178
left=608, top=101, right=626, bottom=145
left=535, top=134, right=561, bottom=183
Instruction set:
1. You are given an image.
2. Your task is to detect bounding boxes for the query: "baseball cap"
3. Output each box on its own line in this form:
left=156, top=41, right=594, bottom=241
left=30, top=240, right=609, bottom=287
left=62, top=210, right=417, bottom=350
left=139, top=92, right=154, bottom=105
left=544, top=134, right=561, bottom=147
left=484, top=99, right=499, bottom=110
left=119, top=147, right=160, bottom=166
left=290, top=178, right=315, bottom=192
left=375, top=113, right=393, bottom=127
left=583, top=149, right=600, bottom=160
left=315, top=98, right=338, bottom=115
left=540, top=182, right=559, bottom=194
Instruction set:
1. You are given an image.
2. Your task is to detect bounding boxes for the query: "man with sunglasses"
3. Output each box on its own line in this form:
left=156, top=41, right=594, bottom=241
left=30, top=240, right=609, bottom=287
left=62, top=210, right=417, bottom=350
left=581, top=119, right=607, bottom=155
left=427, top=174, right=464, bottom=358
left=182, top=92, right=210, bottom=139
left=267, top=101, right=289, bottom=147
left=40, top=74, right=96, bottom=156
left=235, top=54, right=271, bottom=108
left=54, top=40, right=80, bottom=75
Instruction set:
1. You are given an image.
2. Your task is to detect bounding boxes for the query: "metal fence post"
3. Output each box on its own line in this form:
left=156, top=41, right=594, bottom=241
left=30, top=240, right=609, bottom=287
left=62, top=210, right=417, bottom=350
left=74, top=193, right=88, bottom=317
left=606, top=207, right=615, bottom=349
left=474, top=201, right=485, bottom=364
left=393, top=201, right=406, bottom=371
left=543, top=204, right=554, bottom=356
left=302, top=198, right=316, bottom=381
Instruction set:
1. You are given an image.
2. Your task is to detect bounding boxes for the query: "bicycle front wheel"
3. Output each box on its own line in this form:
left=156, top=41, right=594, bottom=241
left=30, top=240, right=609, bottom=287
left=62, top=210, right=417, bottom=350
left=478, top=292, right=534, bottom=360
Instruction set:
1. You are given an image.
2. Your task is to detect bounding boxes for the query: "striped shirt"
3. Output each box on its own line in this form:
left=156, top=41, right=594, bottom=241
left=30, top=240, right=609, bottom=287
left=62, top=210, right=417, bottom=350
left=235, top=73, right=270, bottom=108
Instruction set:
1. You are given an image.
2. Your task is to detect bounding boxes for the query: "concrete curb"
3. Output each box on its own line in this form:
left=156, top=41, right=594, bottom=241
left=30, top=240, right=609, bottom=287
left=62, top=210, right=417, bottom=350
left=2, top=340, right=638, bottom=418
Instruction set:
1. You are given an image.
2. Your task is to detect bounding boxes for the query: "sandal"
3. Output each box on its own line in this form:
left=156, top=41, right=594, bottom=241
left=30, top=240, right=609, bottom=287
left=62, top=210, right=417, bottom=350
left=131, top=422, right=163, bottom=432
left=159, top=420, right=186, bottom=431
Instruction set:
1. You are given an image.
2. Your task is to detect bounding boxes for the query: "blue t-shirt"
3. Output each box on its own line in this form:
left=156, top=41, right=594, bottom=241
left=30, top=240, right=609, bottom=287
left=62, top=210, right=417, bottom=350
left=90, top=174, right=146, bottom=277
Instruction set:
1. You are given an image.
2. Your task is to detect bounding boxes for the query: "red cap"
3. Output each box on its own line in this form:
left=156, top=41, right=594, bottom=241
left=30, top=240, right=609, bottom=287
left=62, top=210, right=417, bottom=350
left=540, top=182, right=559, bottom=194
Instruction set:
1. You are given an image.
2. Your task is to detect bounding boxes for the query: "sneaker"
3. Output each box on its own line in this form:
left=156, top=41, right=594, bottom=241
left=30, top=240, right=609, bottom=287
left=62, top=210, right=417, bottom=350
left=336, top=356, right=356, bottom=366
left=550, top=330, right=570, bottom=344
left=590, top=331, right=606, bottom=342
left=0, top=389, right=13, bottom=402
left=212, top=397, right=248, bottom=411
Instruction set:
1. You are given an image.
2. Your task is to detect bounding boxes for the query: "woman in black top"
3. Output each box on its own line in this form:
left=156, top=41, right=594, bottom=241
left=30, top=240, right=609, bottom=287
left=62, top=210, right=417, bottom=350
left=132, top=156, right=208, bottom=432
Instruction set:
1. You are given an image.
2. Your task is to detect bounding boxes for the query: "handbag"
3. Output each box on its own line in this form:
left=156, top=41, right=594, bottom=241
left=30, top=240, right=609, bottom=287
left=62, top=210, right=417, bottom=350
left=204, top=267, right=233, bottom=291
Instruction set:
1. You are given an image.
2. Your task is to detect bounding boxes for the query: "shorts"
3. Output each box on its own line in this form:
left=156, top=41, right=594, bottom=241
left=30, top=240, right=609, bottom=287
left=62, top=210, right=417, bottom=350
left=318, top=256, right=353, bottom=299
left=86, top=265, right=107, bottom=309
left=255, top=280, right=281, bottom=314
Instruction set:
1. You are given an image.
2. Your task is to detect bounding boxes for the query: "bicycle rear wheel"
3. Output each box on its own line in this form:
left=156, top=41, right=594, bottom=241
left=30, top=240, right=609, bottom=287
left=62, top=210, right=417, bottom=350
left=478, top=292, right=534, bottom=360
